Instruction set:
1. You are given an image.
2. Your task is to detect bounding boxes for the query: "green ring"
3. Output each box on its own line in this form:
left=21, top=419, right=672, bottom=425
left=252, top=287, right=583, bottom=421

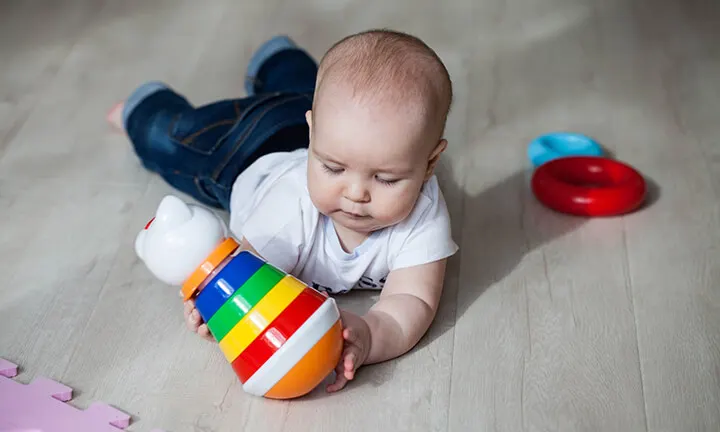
left=207, top=263, right=286, bottom=341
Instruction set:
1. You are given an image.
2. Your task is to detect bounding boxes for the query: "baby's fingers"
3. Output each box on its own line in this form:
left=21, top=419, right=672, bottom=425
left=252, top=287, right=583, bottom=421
left=326, top=363, right=349, bottom=393
left=343, top=327, right=363, bottom=348
left=343, top=351, right=358, bottom=380
left=183, top=300, right=195, bottom=319
left=185, top=314, right=199, bottom=332
left=197, top=324, right=214, bottom=342
left=184, top=308, right=203, bottom=330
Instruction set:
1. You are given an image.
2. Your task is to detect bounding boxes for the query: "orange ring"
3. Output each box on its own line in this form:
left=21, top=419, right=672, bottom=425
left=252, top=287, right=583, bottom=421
left=181, top=237, right=239, bottom=300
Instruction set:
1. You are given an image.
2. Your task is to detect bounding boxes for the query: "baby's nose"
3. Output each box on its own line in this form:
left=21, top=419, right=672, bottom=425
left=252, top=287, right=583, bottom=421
left=344, top=181, right=370, bottom=203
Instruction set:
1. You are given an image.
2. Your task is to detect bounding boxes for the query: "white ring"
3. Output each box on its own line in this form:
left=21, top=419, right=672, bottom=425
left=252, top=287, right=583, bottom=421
left=242, top=297, right=340, bottom=396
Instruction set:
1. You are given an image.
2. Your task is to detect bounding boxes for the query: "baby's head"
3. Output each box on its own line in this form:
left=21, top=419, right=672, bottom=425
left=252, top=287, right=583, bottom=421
left=305, top=29, right=453, bottom=235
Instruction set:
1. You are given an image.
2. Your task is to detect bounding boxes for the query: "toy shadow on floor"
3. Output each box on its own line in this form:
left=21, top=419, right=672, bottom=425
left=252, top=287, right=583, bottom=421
left=417, top=157, right=660, bottom=352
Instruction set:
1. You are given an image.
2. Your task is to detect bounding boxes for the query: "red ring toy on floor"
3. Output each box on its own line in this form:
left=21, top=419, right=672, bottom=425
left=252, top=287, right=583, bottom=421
left=531, top=156, right=647, bottom=217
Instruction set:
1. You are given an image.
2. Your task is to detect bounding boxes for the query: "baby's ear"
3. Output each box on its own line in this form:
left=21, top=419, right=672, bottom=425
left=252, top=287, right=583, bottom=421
left=305, top=110, right=313, bottom=140
left=425, top=139, right=447, bottom=179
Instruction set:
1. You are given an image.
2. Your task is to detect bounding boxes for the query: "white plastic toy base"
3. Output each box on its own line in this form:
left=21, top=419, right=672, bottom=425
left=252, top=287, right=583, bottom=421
left=242, top=297, right=340, bottom=396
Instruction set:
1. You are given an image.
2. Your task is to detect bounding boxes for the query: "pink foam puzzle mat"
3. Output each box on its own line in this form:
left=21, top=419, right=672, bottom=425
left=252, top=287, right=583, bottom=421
left=0, top=357, right=165, bottom=432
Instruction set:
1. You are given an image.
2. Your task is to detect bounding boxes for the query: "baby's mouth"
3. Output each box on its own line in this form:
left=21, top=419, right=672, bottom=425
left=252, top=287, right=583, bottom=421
left=340, top=210, right=369, bottom=219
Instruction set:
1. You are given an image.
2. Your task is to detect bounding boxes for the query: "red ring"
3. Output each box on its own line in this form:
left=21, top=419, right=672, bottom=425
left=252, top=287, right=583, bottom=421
left=231, top=287, right=326, bottom=383
left=531, top=156, right=647, bottom=217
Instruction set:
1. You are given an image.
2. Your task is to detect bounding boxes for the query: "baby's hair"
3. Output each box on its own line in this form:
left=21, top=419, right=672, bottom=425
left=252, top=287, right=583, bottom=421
left=314, top=29, right=453, bottom=138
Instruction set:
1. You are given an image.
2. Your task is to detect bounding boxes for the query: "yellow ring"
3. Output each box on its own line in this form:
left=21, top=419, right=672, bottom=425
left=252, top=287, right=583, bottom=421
left=219, top=275, right=306, bottom=362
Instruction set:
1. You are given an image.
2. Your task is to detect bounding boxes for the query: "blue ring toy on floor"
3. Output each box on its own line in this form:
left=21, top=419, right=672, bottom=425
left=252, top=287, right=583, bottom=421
left=528, top=132, right=604, bottom=167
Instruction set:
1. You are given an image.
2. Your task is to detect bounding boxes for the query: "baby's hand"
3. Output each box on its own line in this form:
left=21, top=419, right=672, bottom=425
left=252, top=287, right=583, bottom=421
left=326, top=309, right=371, bottom=393
left=182, top=296, right=215, bottom=342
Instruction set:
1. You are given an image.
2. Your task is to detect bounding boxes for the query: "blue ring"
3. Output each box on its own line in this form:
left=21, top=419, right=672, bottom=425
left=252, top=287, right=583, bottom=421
left=528, top=132, right=604, bottom=167
left=194, top=251, right=265, bottom=323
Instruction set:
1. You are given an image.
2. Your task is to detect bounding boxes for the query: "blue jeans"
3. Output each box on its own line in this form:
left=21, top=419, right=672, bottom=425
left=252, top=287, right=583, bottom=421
left=122, top=36, right=317, bottom=210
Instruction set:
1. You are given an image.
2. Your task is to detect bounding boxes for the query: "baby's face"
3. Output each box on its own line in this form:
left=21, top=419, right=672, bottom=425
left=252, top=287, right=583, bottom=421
left=306, top=89, right=440, bottom=235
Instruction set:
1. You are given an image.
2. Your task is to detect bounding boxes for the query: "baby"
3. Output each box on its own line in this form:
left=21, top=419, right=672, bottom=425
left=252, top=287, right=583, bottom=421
left=109, top=29, right=458, bottom=392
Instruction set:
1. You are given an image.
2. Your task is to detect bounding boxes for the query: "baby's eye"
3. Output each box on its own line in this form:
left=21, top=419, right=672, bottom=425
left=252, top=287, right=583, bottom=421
left=375, top=176, right=400, bottom=186
left=322, top=164, right=344, bottom=175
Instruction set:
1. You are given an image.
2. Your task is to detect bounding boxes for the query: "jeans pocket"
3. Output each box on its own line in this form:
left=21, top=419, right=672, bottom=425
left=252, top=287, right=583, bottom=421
left=169, top=100, right=242, bottom=156
left=168, top=93, right=288, bottom=156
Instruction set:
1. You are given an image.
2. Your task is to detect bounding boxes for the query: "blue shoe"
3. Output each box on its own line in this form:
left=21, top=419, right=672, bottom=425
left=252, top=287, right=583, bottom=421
left=245, top=35, right=299, bottom=96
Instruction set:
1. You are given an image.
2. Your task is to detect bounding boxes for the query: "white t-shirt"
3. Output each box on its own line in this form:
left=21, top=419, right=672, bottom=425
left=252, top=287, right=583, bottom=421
left=228, top=149, right=458, bottom=294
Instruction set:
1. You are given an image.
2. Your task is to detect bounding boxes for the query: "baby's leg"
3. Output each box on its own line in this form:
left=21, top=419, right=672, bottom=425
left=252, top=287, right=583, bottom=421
left=245, top=35, right=318, bottom=96
left=116, top=81, right=243, bottom=209
left=108, top=82, right=177, bottom=133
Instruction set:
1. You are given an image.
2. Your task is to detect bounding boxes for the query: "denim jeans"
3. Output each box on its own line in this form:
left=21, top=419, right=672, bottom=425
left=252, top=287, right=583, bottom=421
left=122, top=36, right=317, bottom=210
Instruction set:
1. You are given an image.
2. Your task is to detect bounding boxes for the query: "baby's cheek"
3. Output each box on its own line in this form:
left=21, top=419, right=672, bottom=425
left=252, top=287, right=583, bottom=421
left=308, top=181, right=335, bottom=213
left=375, top=190, right=416, bottom=223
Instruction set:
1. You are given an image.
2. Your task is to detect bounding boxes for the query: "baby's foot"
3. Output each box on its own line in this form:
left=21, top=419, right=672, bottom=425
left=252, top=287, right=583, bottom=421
left=183, top=297, right=215, bottom=342
left=106, top=102, right=125, bottom=132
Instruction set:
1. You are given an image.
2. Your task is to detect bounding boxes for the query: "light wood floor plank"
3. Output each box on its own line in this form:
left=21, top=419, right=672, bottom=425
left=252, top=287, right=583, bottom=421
left=0, top=0, right=107, bottom=155
left=1, top=0, right=719, bottom=431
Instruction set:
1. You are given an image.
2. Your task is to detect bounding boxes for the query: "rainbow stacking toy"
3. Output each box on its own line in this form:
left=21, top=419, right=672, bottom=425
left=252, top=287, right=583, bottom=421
left=135, top=195, right=343, bottom=399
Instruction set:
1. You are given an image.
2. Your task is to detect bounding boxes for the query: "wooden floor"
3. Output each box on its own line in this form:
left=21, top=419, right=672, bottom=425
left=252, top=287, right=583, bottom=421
left=1, top=0, right=719, bottom=430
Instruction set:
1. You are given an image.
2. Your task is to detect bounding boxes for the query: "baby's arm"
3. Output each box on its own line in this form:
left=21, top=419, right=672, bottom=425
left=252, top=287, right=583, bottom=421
left=364, top=258, right=447, bottom=363
left=327, top=257, right=448, bottom=392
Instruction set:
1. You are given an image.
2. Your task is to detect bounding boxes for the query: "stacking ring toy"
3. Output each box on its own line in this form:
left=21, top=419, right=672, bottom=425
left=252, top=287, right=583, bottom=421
left=528, top=132, right=603, bottom=167
left=531, top=156, right=646, bottom=217
left=135, top=195, right=344, bottom=399
left=190, top=241, right=343, bottom=399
